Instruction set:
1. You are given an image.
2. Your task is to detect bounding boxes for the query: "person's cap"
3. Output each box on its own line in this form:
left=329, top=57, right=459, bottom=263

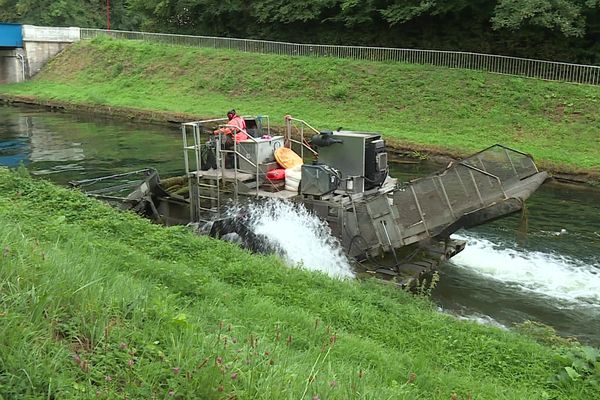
left=227, top=109, right=236, bottom=116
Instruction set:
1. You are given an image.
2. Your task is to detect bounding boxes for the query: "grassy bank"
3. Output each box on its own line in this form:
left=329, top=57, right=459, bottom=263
left=0, top=37, right=599, bottom=176
left=0, top=167, right=598, bottom=399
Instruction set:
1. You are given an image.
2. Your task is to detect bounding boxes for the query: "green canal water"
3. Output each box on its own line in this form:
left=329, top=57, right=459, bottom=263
left=2, top=104, right=599, bottom=345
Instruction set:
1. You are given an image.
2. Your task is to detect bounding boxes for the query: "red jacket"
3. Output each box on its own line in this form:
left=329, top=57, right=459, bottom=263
left=214, top=115, right=249, bottom=143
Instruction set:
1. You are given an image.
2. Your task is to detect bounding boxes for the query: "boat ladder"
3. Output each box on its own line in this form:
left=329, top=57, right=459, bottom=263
left=182, top=122, right=223, bottom=221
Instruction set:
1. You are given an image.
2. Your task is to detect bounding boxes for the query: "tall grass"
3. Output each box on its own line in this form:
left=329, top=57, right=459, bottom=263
left=0, top=169, right=598, bottom=399
left=0, top=37, right=599, bottom=174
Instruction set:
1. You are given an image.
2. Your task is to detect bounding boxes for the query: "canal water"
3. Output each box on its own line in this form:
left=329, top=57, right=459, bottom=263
left=2, top=104, right=599, bottom=345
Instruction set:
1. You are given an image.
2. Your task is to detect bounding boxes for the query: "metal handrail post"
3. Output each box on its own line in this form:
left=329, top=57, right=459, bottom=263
left=458, top=162, right=506, bottom=198
left=410, top=185, right=430, bottom=236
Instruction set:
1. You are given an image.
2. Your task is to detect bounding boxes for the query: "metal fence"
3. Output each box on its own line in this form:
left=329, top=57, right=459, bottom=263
left=80, top=28, right=600, bottom=86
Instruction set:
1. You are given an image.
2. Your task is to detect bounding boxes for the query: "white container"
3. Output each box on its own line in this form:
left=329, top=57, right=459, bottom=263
left=285, top=165, right=302, bottom=192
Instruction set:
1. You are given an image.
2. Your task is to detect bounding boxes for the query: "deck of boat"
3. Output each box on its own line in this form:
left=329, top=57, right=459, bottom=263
left=189, top=169, right=299, bottom=200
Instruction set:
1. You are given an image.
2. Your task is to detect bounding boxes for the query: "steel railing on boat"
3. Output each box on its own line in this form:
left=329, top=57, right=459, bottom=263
left=182, top=115, right=279, bottom=222
left=284, top=116, right=319, bottom=160
left=394, top=144, right=541, bottom=240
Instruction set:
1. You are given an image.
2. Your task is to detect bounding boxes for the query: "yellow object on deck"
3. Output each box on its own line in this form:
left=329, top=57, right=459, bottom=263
left=274, top=148, right=303, bottom=169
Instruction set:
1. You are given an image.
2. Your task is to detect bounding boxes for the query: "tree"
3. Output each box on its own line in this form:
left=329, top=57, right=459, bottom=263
left=492, top=0, right=600, bottom=37
left=0, top=0, right=138, bottom=30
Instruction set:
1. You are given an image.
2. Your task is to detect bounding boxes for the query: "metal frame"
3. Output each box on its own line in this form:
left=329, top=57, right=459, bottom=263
left=400, top=144, right=540, bottom=234
left=182, top=115, right=275, bottom=221
left=284, top=116, right=320, bottom=159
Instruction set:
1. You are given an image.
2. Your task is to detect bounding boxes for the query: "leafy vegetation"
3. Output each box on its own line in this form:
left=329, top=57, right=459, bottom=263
left=1, top=38, right=599, bottom=176
left=2, top=1, right=600, bottom=62
left=0, top=0, right=140, bottom=31
left=552, top=346, right=600, bottom=386
left=0, top=167, right=598, bottom=399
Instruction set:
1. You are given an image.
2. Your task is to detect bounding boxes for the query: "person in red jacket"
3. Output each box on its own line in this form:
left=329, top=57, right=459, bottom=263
left=214, top=109, right=249, bottom=143
left=211, top=109, right=249, bottom=168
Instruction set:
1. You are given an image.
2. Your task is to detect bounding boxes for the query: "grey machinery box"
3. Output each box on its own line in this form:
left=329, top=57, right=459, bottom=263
left=236, top=136, right=285, bottom=173
left=300, top=164, right=341, bottom=196
left=315, top=131, right=387, bottom=192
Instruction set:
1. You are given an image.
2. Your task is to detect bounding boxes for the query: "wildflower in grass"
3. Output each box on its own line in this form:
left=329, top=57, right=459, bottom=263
left=329, top=380, right=337, bottom=388
left=105, top=375, right=112, bottom=382
left=172, top=367, right=180, bottom=375
left=231, top=372, right=238, bottom=380
left=312, top=395, right=320, bottom=400
left=119, top=342, right=127, bottom=350
left=217, top=385, right=224, bottom=392
left=216, top=356, right=223, bottom=365
left=407, top=372, right=417, bottom=384
left=128, top=359, right=135, bottom=367
left=168, top=389, right=175, bottom=396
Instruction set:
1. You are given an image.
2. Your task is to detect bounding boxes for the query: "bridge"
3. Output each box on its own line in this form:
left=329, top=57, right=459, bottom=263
left=0, top=24, right=79, bottom=84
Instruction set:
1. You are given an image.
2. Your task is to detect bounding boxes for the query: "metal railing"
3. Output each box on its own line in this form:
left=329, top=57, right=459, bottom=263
left=394, top=145, right=539, bottom=240
left=284, top=116, right=320, bottom=160
left=80, top=28, right=600, bottom=85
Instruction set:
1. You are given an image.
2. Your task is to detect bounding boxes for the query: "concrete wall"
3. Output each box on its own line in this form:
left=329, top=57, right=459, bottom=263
left=0, top=48, right=27, bottom=84
left=23, top=41, right=72, bottom=77
left=22, top=25, right=80, bottom=78
left=22, top=25, right=80, bottom=42
left=0, top=25, right=80, bottom=84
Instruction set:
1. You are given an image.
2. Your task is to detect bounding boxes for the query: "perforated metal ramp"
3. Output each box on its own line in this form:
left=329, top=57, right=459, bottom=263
left=364, top=145, right=548, bottom=250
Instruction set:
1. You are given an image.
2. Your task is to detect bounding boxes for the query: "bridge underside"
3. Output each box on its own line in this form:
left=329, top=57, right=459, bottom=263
left=0, top=48, right=26, bottom=84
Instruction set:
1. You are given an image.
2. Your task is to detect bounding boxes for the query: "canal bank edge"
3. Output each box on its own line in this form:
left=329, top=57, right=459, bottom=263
left=1, top=93, right=598, bottom=187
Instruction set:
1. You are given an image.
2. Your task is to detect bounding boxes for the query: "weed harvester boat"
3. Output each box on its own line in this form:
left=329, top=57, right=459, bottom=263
left=70, top=115, right=549, bottom=285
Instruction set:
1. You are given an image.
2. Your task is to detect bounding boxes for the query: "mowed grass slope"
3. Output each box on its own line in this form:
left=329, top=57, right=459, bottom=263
left=0, top=168, right=597, bottom=399
left=1, top=37, right=599, bottom=173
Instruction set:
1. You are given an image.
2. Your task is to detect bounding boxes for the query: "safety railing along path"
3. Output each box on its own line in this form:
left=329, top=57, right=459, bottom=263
left=81, top=28, right=600, bottom=86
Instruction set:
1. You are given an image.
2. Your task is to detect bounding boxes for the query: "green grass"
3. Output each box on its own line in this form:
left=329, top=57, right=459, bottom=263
left=1, top=37, right=599, bottom=175
left=0, top=168, right=598, bottom=399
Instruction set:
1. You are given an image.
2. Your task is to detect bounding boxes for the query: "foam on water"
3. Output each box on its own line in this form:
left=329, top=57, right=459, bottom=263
left=239, top=199, right=354, bottom=279
left=450, top=233, right=600, bottom=306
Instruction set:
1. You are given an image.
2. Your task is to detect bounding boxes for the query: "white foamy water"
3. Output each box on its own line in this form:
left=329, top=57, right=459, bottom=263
left=456, top=313, right=509, bottom=330
left=436, top=306, right=508, bottom=329
left=237, top=200, right=354, bottom=279
left=450, top=234, right=600, bottom=306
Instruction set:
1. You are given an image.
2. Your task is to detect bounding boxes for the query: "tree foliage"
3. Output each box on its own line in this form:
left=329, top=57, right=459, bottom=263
left=0, top=0, right=139, bottom=30
left=492, top=0, right=600, bottom=37
left=1, top=0, right=600, bottom=62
